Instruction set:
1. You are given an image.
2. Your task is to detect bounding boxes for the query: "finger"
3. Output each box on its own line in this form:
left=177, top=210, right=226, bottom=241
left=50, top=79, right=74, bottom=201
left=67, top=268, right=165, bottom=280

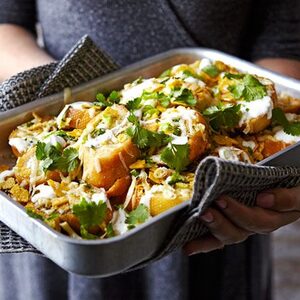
left=199, top=208, right=251, bottom=245
left=256, top=187, right=300, bottom=212
left=216, top=196, right=300, bottom=234
left=183, top=234, right=224, bottom=256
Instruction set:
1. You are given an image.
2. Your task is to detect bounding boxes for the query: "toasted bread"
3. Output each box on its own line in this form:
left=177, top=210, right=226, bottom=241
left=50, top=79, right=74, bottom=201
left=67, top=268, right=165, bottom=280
left=261, top=139, right=287, bottom=158
left=15, top=147, right=60, bottom=186
left=150, top=195, right=183, bottom=216
left=242, top=114, right=271, bottom=134
left=57, top=102, right=99, bottom=130
left=82, top=139, right=140, bottom=190
left=276, top=95, right=300, bottom=113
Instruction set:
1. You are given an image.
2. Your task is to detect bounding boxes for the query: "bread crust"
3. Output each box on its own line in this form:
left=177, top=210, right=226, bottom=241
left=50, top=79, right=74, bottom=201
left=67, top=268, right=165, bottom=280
left=82, top=139, right=140, bottom=190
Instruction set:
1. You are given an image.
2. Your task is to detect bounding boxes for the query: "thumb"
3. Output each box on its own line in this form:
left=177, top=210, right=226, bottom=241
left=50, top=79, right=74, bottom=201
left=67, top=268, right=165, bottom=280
left=256, top=186, right=300, bottom=212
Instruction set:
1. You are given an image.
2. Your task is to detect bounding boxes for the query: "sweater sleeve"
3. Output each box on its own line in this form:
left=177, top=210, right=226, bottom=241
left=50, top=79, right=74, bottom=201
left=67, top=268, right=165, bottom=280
left=0, top=0, right=36, bottom=33
left=249, top=0, right=300, bottom=61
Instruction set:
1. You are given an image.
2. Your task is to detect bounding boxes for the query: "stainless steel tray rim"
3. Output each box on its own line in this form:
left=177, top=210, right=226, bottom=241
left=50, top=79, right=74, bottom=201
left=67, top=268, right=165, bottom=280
left=0, top=190, right=189, bottom=246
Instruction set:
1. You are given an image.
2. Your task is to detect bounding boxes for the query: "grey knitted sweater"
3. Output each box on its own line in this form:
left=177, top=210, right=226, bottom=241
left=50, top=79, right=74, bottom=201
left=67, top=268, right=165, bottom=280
left=0, top=0, right=300, bottom=66
left=0, top=1, right=299, bottom=300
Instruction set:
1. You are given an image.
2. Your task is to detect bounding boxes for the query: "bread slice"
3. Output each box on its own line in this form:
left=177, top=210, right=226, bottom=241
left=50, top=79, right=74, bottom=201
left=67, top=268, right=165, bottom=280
left=82, top=138, right=140, bottom=190
left=15, top=147, right=60, bottom=186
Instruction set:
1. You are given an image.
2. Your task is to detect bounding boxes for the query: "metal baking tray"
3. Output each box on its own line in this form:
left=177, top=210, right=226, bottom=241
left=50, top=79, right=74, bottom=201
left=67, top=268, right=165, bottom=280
left=0, top=48, right=300, bottom=277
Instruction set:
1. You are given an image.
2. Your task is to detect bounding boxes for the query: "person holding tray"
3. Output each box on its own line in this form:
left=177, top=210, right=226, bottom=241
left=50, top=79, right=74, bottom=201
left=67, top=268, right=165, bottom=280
left=0, top=1, right=300, bottom=300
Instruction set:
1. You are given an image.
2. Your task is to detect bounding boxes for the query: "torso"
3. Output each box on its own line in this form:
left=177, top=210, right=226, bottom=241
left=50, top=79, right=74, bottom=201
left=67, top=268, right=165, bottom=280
left=37, top=0, right=253, bottom=66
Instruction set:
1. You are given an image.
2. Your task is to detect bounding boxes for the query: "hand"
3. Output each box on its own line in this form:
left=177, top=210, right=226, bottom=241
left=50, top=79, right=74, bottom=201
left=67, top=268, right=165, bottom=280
left=184, top=186, right=300, bottom=255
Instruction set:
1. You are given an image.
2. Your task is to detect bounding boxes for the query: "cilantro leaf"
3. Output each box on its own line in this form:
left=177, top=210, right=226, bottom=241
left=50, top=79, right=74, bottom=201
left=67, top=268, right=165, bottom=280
left=36, top=142, right=47, bottom=160
left=141, top=91, right=171, bottom=108
left=182, top=70, right=200, bottom=79
left=272, top=108, right=300, bottom=136
left=96, top=93, right=111, bottom=107
left=55, top=130, right=69, bottom=138
left=127, top=126, right=170, bottom=149
left=41, top=158, right=54, bottom=171
left=127, top=114, right=171, bottom=149
left=91, top=128, right=105, bottom=138
left=284, top=123, right=300, bottom=136
left=142, top=105, right=159, bottom=118
left=141, top=91, right=159, bottom=100
left=126, top=97, right=142, bottom=111
left=65, top=149, right=80, bottom=172
left=160, top=143, right=190, bottom=172
left=167, top=172, right=187, bottom=185
left=46, top=213, right=59, bottom=221
left=127, top=113, right=139, bottom=125
left=26, top=208, right=44, bottom=221
left=159, top=68, right=171, bottom=78
left=202, top=65, right=220, bottom=77
left=72, top=198, right=107, bottom=228
left=106, top=223, right=115, bottom=238
left=36, top=142, right=80, bottom=173
left=36, top=142, right=62, bottom=171
left=228, top=84, right=244, bottom=99
left=203, top=104, right=242, bottom=131
left=108, top=90, right=120, bottom=102
left=272, top=108, right=289, bottom=127
left=228, top=74, right=267, bottom=102
left=224, top=73, right=244, bottom=80
left=54, top=148, right=80, bottom=173
left=95, top=90, right=120, bottom=107
left=42, top=130, right=76, bottom=142
left=130, top=169, right=140, bottom=177
left=37, top=142, right=61, bottom=160
left=126, top=204, right=150, bottom=226
left=158, top=95, right=171, bottom=107
left=175, top=88, right=197, bottom=106
left=80, top=226, right=99, bottom=239
left=243, top=75, right=267, bottom=101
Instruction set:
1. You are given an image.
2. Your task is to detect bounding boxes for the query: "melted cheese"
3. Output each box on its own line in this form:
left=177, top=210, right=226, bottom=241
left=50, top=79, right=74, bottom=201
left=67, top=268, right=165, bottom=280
left=86, top=130, right=117, bottom=147
left=183, top=76, right=205, bottom=87
left=0, top=170, right=15, bottom=183
left=218, top=146, right=251, bottom=163
left=26, top=157, right=41, bottom=187
left=171, top=68, right=206, bottom=87
left=242, top=140, right=256, bottom=150
left=285, top=113, right=300, bottom=122
left=56, top=102, right=92, bottom=128
left=139, top=192, right=152, bottom=208
left=160, top=106, right=199, bottom=136
left=69, top=102, right=92, bottom=109
left=139, top=184, right=176, bottom=208
left=121, top=78, right=160, bottom=104
left=112, top=209, right=128, bottom=235
left=123, top=176, right=136, bottom=209
left=110, top=112, right=130, bottom=135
